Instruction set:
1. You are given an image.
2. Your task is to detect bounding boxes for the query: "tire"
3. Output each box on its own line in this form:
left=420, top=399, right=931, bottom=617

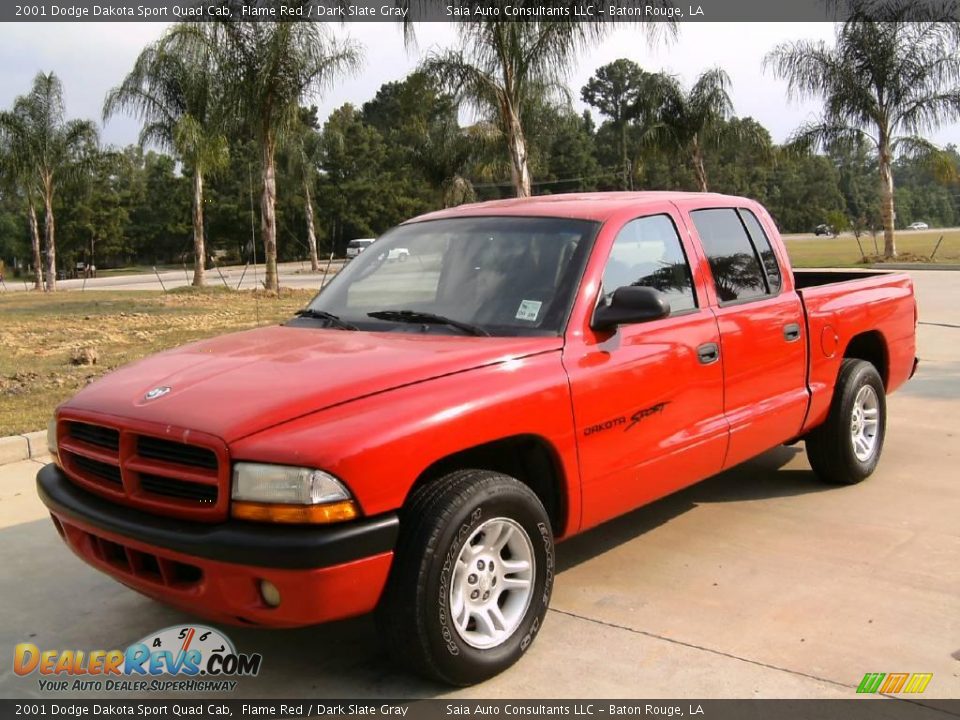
left=805, top=359, right=886, bottom=484
left=376, top=469, right=554, bottom=685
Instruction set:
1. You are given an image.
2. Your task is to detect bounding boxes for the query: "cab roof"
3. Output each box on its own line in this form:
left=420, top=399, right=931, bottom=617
left=407, top=191, right=753, bottom=224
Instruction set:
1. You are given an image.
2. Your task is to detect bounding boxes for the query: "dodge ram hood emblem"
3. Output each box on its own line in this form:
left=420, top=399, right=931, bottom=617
left=144, top=386, right=171, bottom=400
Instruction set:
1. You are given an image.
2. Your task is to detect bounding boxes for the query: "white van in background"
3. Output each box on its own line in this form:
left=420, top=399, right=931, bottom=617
left=345, top=238, right=376, bottom=259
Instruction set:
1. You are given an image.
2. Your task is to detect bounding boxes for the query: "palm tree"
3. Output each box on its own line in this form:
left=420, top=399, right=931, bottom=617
left=283, top=112, right=323, bottom=271
left=0, top=119, right=44, bottom=289
left=166, top=16, right=361, bottom=291
left=104, top=38, right=228, bottom=286
left=651, top=68, right=738, bottom=193
left=423, top=18, right=665, bottom=198
left=424, top=124, right=480, bottom=208
left=0, top=72, right=98, bottom=290
left=766, top=9, right=960, bottom=257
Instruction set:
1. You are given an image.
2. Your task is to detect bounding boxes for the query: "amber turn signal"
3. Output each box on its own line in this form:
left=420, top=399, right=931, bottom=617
left=231, top=500, right=359, bottom=524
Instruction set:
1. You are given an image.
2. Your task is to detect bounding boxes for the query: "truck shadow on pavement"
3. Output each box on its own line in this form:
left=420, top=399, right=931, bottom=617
left=897, top=358, right=960, bottom=399
left=3, top=444, right=831, bottom=698
left=556, top=444, right=832, bottom=574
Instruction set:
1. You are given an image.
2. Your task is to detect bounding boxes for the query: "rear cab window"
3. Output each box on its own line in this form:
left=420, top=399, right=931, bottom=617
left=689, top=208, right=782, bottom=304
left=739, top=209, right=782, bottom=293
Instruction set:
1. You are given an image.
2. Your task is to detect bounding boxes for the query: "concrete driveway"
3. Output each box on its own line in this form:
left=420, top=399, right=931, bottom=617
left=0, top=270, right=957, bottom=700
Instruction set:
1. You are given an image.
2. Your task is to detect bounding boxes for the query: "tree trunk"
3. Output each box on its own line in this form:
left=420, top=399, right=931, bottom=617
left=304, top=180, right=319, bottom=272
left=504, top=102, right=532, bottom=198
left=260, top=136, right=279, bottom=292
left=620, top=121, right=630, bottom=190
left=692, top=135, right=709, bottom=193
left=878, top=134, right=897, bottom=258
left=191, top=168, right=206, bottom=287
left=28, top=202, right=43, bottom=290
left=43, top=176, right=56, bottom=292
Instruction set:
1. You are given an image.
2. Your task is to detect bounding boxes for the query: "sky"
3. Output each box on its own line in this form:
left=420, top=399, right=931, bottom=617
left=1, top=21, right=958, bottom=149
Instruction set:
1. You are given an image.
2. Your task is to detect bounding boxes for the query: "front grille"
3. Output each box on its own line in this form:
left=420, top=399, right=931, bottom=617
left=58, top=418, right=227, bottom=521
left=69, top=422, right=120, bottom=451
left=138, top=436, right=218, bottom=470
left=73, top=455, right=122, bottom=485
left=140, top=473, right=217, bottom=504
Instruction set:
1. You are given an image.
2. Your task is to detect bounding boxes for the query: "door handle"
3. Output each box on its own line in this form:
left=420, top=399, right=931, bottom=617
left=783, top=323, right=802, bottom=342
left=697, top=342, right=720, bottom=365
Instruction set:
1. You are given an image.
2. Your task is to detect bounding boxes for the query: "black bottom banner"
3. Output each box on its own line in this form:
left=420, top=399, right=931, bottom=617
left=2, top=700, right=959, bottom=720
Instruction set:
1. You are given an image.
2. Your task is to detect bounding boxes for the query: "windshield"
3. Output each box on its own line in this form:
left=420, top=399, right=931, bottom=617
left=306, top=216, right=598, bottom=336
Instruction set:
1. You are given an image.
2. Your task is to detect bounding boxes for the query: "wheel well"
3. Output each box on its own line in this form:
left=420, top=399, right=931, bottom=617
left=844, top=331, right=889, bottom=387
left=410, top=435, right=567, bottom=536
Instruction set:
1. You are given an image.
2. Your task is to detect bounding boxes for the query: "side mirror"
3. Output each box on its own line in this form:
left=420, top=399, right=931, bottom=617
left=592, top=286, right=671, bottom=331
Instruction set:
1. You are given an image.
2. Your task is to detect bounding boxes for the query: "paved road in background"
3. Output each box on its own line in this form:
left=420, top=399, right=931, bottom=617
left=1, top=260, right=344, bottom=294
left=0, top=270, right=957, bottom=699
left=783, top=227, right=960, bottom=242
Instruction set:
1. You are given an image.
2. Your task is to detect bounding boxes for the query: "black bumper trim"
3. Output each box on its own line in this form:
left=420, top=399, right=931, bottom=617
left=37, top=463, right=398, bottom=570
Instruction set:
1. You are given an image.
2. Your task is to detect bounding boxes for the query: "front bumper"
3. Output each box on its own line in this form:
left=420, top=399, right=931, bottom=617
left=37, top=463, right=398, bottom=627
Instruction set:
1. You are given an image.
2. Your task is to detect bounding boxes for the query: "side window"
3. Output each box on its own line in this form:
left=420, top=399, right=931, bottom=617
left=739, top=209, right=782, bottom=293
left=601, top=214, right=697, bottom=314
left=690, top=208, right=768, bottom=303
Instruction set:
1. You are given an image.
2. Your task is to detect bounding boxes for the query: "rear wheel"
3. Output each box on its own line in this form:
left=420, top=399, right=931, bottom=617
left=805, top=359, right=886, bottom=484
left=377, top=469, right=554, bottom=685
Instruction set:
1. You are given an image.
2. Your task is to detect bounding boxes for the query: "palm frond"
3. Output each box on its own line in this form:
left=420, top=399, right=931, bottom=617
left=787, top=120, right=878, bottom=155
left=889, top=135, right=957, bottom=186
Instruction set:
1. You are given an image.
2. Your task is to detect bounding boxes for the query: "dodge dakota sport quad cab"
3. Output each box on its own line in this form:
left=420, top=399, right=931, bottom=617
left=37, top=192, right=918, bottom=685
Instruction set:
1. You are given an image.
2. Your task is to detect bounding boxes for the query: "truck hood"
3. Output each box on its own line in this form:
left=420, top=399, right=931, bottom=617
left=62, top=325, right=561, bottom=442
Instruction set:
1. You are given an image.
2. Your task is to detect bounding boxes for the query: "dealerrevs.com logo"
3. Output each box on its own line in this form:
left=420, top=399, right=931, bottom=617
left=14, top=625, right=263, bottom=693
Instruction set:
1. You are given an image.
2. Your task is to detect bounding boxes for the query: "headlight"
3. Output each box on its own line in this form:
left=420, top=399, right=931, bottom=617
left=47, top=419, right=59, bottom=465
left=231, top=463, right=358, bottom=524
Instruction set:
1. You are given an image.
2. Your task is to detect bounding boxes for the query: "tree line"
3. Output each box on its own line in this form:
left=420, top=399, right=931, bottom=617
left=1, top=3, right=959, bottom=290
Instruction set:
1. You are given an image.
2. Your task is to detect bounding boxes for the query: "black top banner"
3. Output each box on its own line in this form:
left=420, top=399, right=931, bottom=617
left=4, top=0, right=960, bottom=22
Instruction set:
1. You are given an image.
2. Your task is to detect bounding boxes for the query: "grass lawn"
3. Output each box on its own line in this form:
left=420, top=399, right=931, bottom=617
left=784, top=229, right=960, bottom=267
left=0, top=288, right=313, bottom=436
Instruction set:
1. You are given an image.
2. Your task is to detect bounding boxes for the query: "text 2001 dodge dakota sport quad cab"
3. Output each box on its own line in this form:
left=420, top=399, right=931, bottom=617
left=38, top=192, right=918, bottom=685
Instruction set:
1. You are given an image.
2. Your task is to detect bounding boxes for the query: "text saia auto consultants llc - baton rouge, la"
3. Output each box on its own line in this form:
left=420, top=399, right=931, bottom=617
left=12, top=625, right=262, bottom=693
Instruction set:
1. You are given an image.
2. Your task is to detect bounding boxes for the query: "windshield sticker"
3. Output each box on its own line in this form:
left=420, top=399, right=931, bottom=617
left=516, top=300, right=542, bottom=322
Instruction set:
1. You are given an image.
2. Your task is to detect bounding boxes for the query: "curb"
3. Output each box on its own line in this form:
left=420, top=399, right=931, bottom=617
left=868, top=263, right=960, bottom=271
left=0, top=430, right=47, bottom=466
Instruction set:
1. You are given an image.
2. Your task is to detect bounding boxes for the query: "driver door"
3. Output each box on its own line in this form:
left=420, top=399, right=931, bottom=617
left=563, top=212, right=728, bottom=530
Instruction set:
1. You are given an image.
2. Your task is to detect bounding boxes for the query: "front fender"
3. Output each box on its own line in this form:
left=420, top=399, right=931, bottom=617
left=228, top=350, right=582, bottom=533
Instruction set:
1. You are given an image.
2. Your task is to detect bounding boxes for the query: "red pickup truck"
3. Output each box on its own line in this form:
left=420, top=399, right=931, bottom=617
left=38, top=192, right=917, bottom=685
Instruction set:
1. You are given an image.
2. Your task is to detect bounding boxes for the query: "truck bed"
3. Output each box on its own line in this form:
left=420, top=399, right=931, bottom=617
left=793, top=269, right=891, bottom=289
left=794, top=269, right=917, bottom=434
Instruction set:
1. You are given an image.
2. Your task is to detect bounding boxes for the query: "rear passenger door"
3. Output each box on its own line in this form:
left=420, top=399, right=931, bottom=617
left=686, top=207, right=808, bottom=468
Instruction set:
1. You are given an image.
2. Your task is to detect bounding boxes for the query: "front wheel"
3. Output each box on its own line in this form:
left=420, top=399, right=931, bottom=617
left=377, top=469, right=554, bottom=685
left=805, top=358, right=886, bottom=484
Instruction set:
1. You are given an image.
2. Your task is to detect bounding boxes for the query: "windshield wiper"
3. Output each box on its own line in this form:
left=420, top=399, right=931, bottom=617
left=367, top=310, right=490, bottom=337
left=294, top=308, right=358, bottom=331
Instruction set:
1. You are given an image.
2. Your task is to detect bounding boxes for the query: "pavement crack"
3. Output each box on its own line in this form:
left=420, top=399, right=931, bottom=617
left=549, top=607, right=852, bottom=690
left=550, top=607, right=960, bottom=716
left=919, top=321, right=960, bottom=329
